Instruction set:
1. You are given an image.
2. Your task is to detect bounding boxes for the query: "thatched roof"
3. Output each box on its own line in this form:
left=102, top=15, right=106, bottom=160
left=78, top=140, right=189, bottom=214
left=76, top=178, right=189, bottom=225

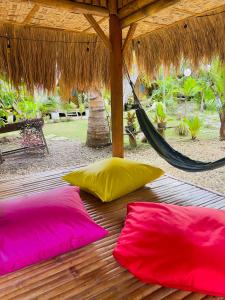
left=0, top=0, right=225, bottom=93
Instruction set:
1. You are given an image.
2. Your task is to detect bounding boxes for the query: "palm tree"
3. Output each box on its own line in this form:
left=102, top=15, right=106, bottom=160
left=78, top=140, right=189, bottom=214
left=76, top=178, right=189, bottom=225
left=86, top=90, right=110, bottom=147
left=208, top=60, right=225, bottom=140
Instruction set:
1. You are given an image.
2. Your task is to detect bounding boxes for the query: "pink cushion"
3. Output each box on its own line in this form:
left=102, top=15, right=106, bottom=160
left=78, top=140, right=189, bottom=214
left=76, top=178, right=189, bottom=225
left=0, top=186, right=108, bottom=275
left=113, top=202, right=225, bottom=297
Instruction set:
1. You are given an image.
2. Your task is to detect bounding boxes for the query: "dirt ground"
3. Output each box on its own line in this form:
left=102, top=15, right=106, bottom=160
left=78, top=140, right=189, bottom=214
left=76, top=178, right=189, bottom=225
left=0, top=137, right=225, bottom=195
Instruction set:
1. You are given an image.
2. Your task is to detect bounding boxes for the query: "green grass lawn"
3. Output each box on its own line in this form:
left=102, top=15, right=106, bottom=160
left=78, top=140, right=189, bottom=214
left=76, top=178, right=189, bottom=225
left=43, top=118, right=132, bottom=145
left=43, top=119, right=88, bottom=143
left=0, top=112, right=221, bottom=146
left=0, top=118, right=89, bottom=144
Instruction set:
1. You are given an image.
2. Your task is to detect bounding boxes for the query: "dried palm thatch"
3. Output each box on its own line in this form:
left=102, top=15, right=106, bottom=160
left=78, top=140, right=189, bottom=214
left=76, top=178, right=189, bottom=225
left=0, top=7, right=224, bottom=95
left=0, top=24, right=110, bottom=95
left=133, top=9, right=225, bottom=78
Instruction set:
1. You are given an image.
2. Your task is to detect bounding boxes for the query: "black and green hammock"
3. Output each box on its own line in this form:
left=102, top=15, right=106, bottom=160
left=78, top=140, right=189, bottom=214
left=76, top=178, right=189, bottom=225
left=126, top=70, right=225, bottom=172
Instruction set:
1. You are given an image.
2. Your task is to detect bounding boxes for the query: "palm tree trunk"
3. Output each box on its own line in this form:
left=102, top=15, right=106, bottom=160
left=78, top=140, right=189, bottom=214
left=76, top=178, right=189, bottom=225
left=86, top=90, right=110, bottom=147
left=219, top=109, right=225, bottom=141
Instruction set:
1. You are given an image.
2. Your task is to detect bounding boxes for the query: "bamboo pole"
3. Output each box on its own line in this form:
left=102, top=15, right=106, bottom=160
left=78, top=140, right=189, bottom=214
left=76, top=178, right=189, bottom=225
left=120, top=0, right=180, bottom=28
left=23, top=0, right=109, bottom=16
left=109, top=14, right=124, bottom=158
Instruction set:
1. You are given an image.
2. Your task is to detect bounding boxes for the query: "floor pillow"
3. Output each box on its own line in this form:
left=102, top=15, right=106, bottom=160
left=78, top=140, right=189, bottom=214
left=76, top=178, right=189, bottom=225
left=0, top=186, right=108, bottom=275
left=62, top=157, right=164, bottom=202
left=113, top=202, right=225, bottom=297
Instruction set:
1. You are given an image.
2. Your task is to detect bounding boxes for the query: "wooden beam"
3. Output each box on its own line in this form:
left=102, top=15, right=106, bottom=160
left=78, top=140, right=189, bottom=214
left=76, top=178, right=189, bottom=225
left=109, top=14, right=124, bottom=158
left=120, top=0, right=180, bottom=28
left=83, top=16, right=108, bottom=33
left=122, top=23, right=137, bottom=53
left=84, top=14, right=111, bottom=50
left=22, top=4, right=40, bottom=25
left=119, top=0, right=155, bottom=19
left=22, top=0, right=109, bottom=17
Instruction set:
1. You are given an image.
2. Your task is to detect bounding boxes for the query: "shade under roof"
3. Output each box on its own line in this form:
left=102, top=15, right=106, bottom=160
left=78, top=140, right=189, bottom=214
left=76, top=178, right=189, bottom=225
left=0, top=0, right=224, bottom=94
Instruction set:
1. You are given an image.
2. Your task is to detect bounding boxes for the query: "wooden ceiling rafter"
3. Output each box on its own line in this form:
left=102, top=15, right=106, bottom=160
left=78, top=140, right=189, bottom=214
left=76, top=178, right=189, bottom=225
left=119, top=0, right=181, bottom=28
left=82, top=16, right=108, bottom=33
left=122, top=22, right=137, bottom=53
left=84, top=14, right=112, bottom=50
left=22, top=4, right=40, bottom=25
left=21, top=0, right=109, bottom=16
left=118, top=0, right=155, bottom=19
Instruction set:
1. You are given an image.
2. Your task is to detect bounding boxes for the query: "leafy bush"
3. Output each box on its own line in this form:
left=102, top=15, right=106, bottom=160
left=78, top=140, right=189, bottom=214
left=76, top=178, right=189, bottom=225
left=185, top=115, right=201, bottom=140
left=155, top=102, right=167, bottom=124
left=39, top=96, right=59, bottom=115
left=125, top=111, right=137, bottom=131
left=0, top=81, right=17, bottom=126
left=181, top=77, right=201, bottom=99
left=0, top=108, right=7, bottom=127
left=149, top=76, right=179, bottom=107
left=176, top=119, right=189, bottom=136
left=16, top=95, right=39, bottom=120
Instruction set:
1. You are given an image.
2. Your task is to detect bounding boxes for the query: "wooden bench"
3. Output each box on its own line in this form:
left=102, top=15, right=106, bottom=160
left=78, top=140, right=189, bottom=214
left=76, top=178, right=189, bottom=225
left=0, top=169, right=223, bottom=299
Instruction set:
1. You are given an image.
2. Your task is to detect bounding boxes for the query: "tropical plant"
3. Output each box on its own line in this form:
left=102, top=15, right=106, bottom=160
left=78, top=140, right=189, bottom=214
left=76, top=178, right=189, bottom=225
left=0, top=80, right=17, bottom=126
left=178, top=76, right=202, bottom=116
left=0, top=81, right=43, bottom=123
left=197, top=66, right=215, bottom=111
left=207, top=59, right=225, bottom=140
left=155, top=102, right=167, bottom=124
left=149, top=76, right=179, bottom=107
left=78, top=103, right=85, bottom=116
left=0, top=108, right=7, bottom=127
left=16, top=94, right=39, bottom=120
left=176, top=119, right=189, bottom=136
left=125, top=111, right=136, bottom=131
left=185, top=115, right=201, bottom=140
left=125, top=111, right=137, bottom=147
left=180, top=77, right=201, bottom=99
left=39, top=96, right=58, bottom=116
left=154, top=102, right=167, bottom=137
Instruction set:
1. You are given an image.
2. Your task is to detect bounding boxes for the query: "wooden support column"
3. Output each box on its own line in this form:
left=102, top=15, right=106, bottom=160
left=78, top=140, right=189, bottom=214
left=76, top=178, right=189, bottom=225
left=109, top=14, right=124, bottom=158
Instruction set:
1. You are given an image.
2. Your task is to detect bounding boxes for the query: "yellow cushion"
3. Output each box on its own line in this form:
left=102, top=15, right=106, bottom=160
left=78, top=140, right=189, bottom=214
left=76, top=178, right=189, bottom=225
left=62, top=157, right=164, bottom=202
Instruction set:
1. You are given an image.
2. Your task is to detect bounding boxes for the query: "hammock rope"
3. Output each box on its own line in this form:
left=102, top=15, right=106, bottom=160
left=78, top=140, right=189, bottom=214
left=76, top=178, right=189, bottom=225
left=124, top=64, right=225, bottom=172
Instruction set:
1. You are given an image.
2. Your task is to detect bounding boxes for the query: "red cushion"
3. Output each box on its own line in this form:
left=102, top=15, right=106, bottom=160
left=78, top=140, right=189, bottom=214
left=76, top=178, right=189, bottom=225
left=113, top=202, right=225, bottom=297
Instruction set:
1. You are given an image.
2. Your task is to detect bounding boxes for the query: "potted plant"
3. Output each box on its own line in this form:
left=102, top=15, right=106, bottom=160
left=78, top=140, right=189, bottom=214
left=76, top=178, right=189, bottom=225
left=176, top=118, right=189, bottom=136
left=125, top=111, right=137, bottom=147
left=185, top=115, right=201, bottom=140
left=154, top=102, right=167, bottom=136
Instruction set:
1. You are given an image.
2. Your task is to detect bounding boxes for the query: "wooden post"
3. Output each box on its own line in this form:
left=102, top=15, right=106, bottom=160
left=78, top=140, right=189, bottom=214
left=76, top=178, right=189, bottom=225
left=109, top=14, right=124, bottom=158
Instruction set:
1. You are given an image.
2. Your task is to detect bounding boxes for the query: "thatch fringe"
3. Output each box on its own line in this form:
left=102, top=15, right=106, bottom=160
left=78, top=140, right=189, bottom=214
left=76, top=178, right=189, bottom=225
left=0, top=24, right=110, bottom=95
left=0, top=8, right=225, bottom=94
left=133, top=9, right=225, bottom=78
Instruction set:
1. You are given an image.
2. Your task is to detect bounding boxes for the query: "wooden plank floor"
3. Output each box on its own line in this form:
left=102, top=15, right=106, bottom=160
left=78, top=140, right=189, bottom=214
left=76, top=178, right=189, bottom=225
left=0, top=169, right=224, bottom=300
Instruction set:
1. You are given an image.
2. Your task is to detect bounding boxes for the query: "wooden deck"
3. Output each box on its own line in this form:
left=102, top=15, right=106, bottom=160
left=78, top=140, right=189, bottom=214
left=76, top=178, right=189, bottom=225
left=0, top=169, right=224, bottom=300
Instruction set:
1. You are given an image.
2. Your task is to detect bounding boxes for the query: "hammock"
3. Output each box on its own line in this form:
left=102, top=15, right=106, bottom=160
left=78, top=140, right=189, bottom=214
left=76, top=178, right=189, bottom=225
left=125, top=68, right=225, bottom=172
